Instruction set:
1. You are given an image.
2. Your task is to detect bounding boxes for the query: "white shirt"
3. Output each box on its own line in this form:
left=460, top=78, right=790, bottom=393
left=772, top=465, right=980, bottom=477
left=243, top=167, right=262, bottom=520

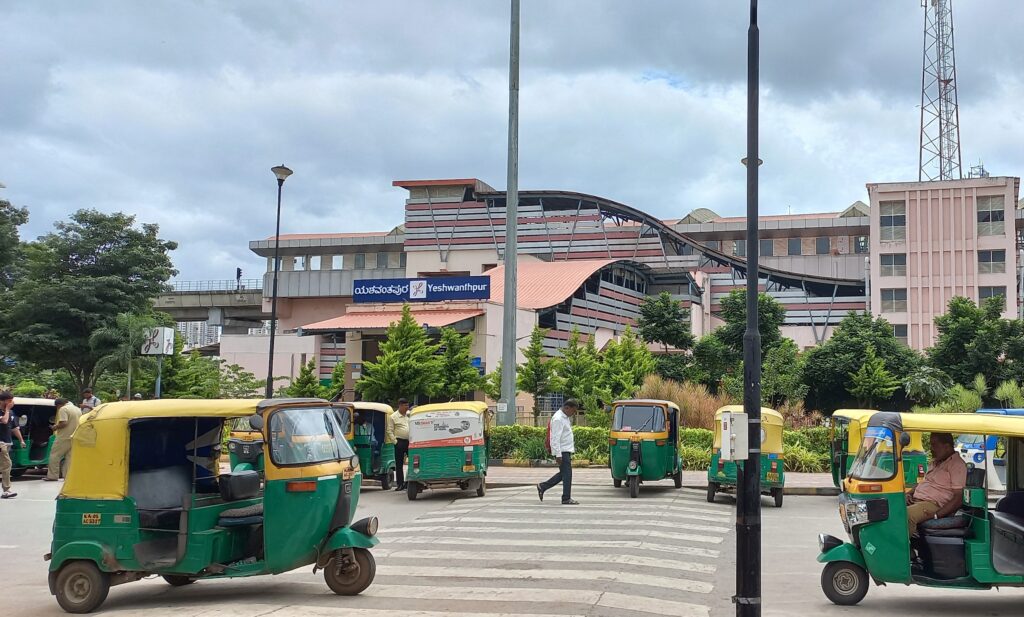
left=81, top=396, right=101, bottom=412
left=549, top=409, right=575, bottom=454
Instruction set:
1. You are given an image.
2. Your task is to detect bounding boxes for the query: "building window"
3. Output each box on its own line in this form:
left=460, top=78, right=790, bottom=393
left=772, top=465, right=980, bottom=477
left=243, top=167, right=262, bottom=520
left=293, top=256, right=306, bottom=270
left=733, top=240, right=746, bottom=257
left=978, top=286, right=1003, bottom=311
left=977, top=195, right=1006, bottom=236
left=376, top=252, right=389, bottom=269
left=331, top=255, right=344, bottom=269
left=815, top=237, right=831, bottom=255
left=879, top=201, right=906, bottom=242
left=399, top=252, right=407, bottom=268
left=787, top=238, right=802, bottom=256
left=978, top=249, right=1006, bottom=274
left=353, top=253, right=365, bottom=269
left=893, top=324, right=908, bottom=345
left=309, top=256, right=322, bottom=271
left=854, top=236, right=869, bottom=254
left=704, top=240, right=720, bottom=251
left=881, top=288, right=907, bottom=313
left=759, top=239, right=774, bottom=257
left=880, top=253, right=907, bottom=277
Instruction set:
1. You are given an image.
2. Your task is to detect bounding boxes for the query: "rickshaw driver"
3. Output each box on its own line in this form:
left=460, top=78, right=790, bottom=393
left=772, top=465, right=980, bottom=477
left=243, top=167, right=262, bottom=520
left=906, top=432, right=968, bottom=536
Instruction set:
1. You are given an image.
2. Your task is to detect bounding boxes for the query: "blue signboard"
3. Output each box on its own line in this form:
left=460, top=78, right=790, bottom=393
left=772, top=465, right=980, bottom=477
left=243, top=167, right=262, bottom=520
left=352, top=276, right=491, bottom=303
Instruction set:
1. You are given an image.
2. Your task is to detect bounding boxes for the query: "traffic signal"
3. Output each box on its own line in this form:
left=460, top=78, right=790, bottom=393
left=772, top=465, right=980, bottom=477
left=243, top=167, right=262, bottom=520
left=236, top=267, right=242, bottom=280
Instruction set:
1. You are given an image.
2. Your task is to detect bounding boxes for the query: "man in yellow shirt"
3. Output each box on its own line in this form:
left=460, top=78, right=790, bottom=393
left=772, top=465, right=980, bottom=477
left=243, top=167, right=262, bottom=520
left=45, top=398, right=81, bottom=482
left=390, top=398, right=411, bottom=491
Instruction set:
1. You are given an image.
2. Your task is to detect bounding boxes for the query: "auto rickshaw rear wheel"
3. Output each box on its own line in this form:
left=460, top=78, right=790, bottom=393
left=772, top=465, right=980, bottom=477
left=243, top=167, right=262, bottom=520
left=380, top=470, right=393, bottom=491
left=821, top=561, right=868, bottom=606
left=771, top=487, right=784, bottom=508
left=628, top=475, right=639, bottom=498
left=706, top=482, right=718, bottom=503
left=162, top=575, right=194, bottom=586
left=325, top=548, right=376, bottom=596
left=407, top=482, right=419, bottom=501
left=673, top=469, right=683, bottom=489
left=613, top=478, right=622, bottom=488
left=54, top=561, right=110, bottom=614
left=476, top=478, right=486, bottom=497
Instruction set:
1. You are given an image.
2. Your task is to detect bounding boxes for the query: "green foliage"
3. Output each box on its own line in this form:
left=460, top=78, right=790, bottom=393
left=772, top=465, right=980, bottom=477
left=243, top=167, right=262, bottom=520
left=12, top=379, right=46, bottom=397
left=437, top=327, right=482, bottom=400
left=803, top=311, right=921, bottom=411
left=168, top=351, right=221, bottom=399
left=89, top=312, right=163, bottom=398
left=482, top=362, right=503, bottom=401
left=326, top=361, right=346, bottom=401
left=848, top=344, right=901, bottom=407
left=995, top=380, right=1024, bottom=408
left=0, top=210, right=177, bottom=392
left=488, top=425, right=544, bottom=459
left=653, top=354, right=689, bottom=382
left=285, top=359, right=327, bottom=398
left=680, top=428, right=714, bottom=450
left=903, top=366, right=951, bottom=405
left=356, top=304, right=442, bottom=404
left=928, top=296, right=1008, bottom=389
left=0, top=198, right=29, bottom=288
left=921, top=384, right=984, bottom=414
left=971, top=373, right=989, bottom=399
left=517, top=326, right=556, bottom=420
left=714, top=290, right=787, bottom=355
left=575, top=443, right=609, bottom=465
left=761, top=338, right=808, bottom=406
left=637, top=292, right=694, bottom=353
left=573, top=427, right=609, bottom=454
left=681, top=445, right=712, bottom=470
left=219, top=363, right=264, bottom=398
left=784, top=442, right=830, bottom=473
left=553, top=329, right=607, bottom=416
left=685, top=334, right=734, bottom=392
left=601, top=326, right=656, bottom=400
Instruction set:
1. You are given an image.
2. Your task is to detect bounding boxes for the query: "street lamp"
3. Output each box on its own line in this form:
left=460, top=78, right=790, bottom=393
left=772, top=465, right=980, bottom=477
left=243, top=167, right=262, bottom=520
left=266, top=164, right=293, bottom=398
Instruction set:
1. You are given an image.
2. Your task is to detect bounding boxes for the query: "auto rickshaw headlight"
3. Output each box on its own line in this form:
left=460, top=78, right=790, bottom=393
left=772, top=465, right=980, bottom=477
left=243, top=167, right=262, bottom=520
left=628, top=460, right=638, bottom=470
left=227, top=441, right=237, bottom=452
left=843, top=498, right=889, bottom=528
left=352, top=516, right=379, bottom=537
left=818, top=533, right=843, bottom=554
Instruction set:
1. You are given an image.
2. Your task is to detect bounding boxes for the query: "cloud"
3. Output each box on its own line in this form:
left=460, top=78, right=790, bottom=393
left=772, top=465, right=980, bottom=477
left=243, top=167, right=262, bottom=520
left=1, top=1, right=1022, bottom=280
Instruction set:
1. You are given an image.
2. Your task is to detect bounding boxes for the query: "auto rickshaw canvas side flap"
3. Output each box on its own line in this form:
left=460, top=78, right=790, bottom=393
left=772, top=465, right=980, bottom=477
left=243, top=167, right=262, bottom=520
left=62, top=416, right=130, bottom=500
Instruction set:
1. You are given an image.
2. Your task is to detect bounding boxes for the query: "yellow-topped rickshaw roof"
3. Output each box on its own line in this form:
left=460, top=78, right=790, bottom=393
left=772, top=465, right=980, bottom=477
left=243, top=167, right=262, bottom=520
left=874, top=412, right=1024, bottom=438
left=87, top=398, right=330, bottom=421
left=409, top=401, right=490, bottom=416
left=612, top=399, right=681, bottom=411
left=715, top=405, right=784, bottom=425
left=833, top=409, right=877, bottom=421
left=352, top=402, right=394, bottom=414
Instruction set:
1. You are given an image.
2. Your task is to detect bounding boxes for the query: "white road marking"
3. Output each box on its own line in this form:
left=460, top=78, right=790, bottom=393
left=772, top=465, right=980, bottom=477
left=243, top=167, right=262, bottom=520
left=373, top=535, right=720, bottom=558
left=411, top=514, right=731, bottom=534
left=437, top=505, right=730, bottom=522
left=598, top=591, right=710, bottom=617
left=378, top=524, right=724, bottom=544
left=373, top=548, right=716, bottom=573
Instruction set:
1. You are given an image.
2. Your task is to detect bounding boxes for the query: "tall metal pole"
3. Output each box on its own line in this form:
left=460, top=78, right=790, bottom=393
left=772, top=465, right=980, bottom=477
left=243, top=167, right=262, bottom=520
left=736, top=1, right=762, bottom=615
left=266, top=179, right=284, bottom=398
left=499, top=0, right=520, bottom=426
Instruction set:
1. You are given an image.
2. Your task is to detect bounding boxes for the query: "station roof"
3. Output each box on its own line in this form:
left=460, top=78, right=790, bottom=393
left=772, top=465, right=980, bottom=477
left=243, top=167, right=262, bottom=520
left=300, top=308, right=484, bottom=333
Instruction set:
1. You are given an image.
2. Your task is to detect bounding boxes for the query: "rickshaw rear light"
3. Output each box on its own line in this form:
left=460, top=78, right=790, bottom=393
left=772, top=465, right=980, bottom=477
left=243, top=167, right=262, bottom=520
left=770, top=461, right=778, bottom=472
left=918, top=464, right=925, bottom=477
left=861, top=483, right=883, bottom=493
left=285, top=481, right=317, bottom=492
left=718, top=458, right=725, bottom=471
left=608, top=438, right=616, bottom=446
left=655, top=440, right=666, bottom=446
left=465, top=450, right=473, bottom=465
left=413, top=455, right=420, bottom=469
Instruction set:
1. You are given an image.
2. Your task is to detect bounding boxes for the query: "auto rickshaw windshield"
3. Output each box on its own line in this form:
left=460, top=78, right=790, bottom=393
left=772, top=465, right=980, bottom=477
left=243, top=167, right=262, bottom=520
left=613, top=405, right=664, bottom=432
left=848, top=426, right=897, bottom=481
left=269, top=406, right=355, bottom=465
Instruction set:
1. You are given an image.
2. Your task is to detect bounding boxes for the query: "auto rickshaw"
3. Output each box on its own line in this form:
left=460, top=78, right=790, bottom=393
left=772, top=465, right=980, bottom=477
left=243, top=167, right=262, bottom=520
left=830, top=409, right=927, bottom=489
left=405, top=401, right=489, bottom=500
left=608, top=399, right=683, bottom=498
left=45, top=398, right=378, bottom=614
left=707, top=405, right=785, bottom=507
left=818, top=411, right=1024, bottom=605
left=9, top=397, right=57, bottom=477
left=225, top=417, right=265, bottom=472
left=955, top=408, right=1024, bottom=492
left=351, top=402, right=396, bottom=490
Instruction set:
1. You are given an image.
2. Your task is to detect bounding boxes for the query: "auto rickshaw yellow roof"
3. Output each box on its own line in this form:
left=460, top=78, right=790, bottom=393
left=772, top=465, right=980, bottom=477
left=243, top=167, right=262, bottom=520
left=352, top=402, right=394, bottom=414
left=612, top=399, right=681, bottom=411
left=715, top=405, right=784, bottom=426
left=877, top=412, right=1024, bottom=438
left=87, top=397, right=329, bottom=421
left=409, top=401, right=489, bottom=416
left=832, top=409, right=877, bottom=422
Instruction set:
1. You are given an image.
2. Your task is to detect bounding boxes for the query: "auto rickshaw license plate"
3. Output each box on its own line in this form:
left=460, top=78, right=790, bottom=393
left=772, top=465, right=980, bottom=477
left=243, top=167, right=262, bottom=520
left=463, top=465, right=476, bottom=472
left=766, top=472, right=779, bottom=483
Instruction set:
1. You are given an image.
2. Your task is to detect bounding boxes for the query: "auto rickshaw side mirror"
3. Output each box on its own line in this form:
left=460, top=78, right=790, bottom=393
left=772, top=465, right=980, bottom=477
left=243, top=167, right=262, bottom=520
left=899, top=432, right=911, bottom=449
left=248, top=414, right=264, bottom=432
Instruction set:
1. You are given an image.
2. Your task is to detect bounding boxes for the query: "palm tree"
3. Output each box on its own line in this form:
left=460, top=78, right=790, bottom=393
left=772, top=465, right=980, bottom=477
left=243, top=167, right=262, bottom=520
left=90, top=313, right=160, bottom=395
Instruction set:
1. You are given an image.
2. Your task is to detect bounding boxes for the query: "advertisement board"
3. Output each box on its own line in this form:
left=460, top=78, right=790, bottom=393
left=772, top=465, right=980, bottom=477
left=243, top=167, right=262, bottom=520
left=352, top=276, right=490, bottom=303
left=409, top=410, right=485, bottom=447
left=141, top=327, right=175, bottom=356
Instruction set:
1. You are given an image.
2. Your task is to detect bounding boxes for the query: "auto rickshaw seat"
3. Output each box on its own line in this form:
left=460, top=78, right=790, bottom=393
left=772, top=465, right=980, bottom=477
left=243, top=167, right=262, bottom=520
left=129, top=465, right=192, bottom=530
left=920, top=514, right=972, bottom=538
left=219, top=470, right=260, bottom=502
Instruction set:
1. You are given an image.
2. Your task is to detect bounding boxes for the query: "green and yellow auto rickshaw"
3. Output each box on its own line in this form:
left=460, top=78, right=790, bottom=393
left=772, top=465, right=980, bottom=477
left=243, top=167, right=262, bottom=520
left=818, top=411, right=1024, bottom=605
left=225, top=417, right=265, bottom=473
left=45, top=398, right=378, bottom=614
left=351, top=402, right=396, bottom=490
left=609, top=399, right=683, bottom=498
left=405, top=401, right=489, bottom=501
left=830, top=409, right=927, bottom=490
left=707, top=405, right=785, bottom=507
left=9, top=397, right=57, bottom=477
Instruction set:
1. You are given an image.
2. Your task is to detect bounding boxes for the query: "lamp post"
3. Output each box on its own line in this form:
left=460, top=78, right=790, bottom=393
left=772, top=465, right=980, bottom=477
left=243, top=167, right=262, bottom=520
left=266, top=164, right=293, bottom=398
left=736, top=1, right=762, bottom=616
left=499, top=0, right=521, bottom=426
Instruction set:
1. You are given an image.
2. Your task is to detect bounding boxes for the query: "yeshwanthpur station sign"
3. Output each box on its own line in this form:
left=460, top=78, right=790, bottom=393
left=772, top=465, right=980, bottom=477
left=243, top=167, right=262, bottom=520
left=352, top=276, right=491, bottom=303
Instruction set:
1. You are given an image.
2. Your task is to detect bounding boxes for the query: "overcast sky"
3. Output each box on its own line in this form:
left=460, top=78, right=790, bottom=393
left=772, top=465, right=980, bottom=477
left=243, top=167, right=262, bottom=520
left=3, top=1, right=1023, bottom=281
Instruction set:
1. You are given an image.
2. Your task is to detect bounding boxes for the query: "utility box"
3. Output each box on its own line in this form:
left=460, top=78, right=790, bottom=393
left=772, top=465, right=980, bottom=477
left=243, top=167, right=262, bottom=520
left=720, top=411, right=749, bottom=461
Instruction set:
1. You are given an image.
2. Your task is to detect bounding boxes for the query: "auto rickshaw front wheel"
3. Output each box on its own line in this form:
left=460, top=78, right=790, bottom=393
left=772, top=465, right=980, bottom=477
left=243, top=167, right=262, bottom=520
left=628, top=475, right=639, bottom=498
left=54, top=561, right=110, bottom=614
left=380, top=470, right=393, bottom=491
left=162, top=575, right=195, bottom=586
left=325, top=548, right=376, bottom=596
left=820, top=561, right=868, bottom=606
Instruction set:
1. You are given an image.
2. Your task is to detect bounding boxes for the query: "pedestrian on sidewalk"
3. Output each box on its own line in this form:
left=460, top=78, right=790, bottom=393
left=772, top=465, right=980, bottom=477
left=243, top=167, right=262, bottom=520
left=538, top=399, right=579, bottom=505
left=45, top=398, right=81, bottom=482
left=80, top=388, right=101, bottom=413
left=1, top=391, right=26, bottom=499
left=391, top=398, right=411, bottom=491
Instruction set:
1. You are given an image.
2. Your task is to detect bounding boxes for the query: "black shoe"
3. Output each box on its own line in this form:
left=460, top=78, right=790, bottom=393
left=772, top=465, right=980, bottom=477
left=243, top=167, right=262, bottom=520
left=561, top=498, right=579, bottom=505
left=395, top=484, right=406, bottom=491
left=537, top=483, right=544, bottom=502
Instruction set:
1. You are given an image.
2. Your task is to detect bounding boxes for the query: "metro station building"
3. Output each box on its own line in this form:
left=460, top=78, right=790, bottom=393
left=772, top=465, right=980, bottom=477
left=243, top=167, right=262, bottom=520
left=225, top=175, right=1022, bottom=405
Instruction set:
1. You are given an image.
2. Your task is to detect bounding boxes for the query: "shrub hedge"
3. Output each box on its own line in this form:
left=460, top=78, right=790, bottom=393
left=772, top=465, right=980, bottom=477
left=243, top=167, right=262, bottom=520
left=488, top=424, right=832, bottom=472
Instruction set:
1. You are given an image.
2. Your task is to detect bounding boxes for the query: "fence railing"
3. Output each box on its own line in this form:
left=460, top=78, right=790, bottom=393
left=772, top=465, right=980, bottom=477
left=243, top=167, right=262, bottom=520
left=167, top=279, right=263, bottom=293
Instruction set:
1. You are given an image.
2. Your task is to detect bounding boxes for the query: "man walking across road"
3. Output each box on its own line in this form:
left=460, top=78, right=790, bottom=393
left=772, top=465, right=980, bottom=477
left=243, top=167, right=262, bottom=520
left=391, top=398, right=411, bottom=491
left=537, top=399, right=579, bottom=505
left=45, top=398, right=81, bottom=482
left=1, top=391, right=26, bottom=499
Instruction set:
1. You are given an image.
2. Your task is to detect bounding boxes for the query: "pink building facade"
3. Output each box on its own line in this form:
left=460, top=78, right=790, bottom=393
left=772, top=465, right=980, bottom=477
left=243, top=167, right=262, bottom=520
left=868, top=176, right=1020, bottom=350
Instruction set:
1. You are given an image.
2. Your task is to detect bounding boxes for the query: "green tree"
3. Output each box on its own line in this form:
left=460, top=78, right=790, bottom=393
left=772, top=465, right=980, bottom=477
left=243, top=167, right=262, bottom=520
left=715, top=289, right=787, bottom=355
left=994, top=380, right=1024, bottom=408
left=356, top=304, right=442, bottom=403
left=601, top=326, right=656, bottom=401
left=517, top=326, right=556, bottom=424
left=637, top=292, right=694, bottom=353
left=286, top=359, right=326, bottom=398
left=685, top=334, right=734, bottom=392
left=0, top=198, right=29, bottom=288
left=169, top=351, right=221, bottom=399
left=482, top=361, right=503, bottom=402
left=89, top=312, right=163, bottom=399
left=903, top=366, right=950, bottom=406
left=219, top=362, right=264, bottom=398
left=928, top=296, right=1007, bottom=388
left=0, top=210, right=177, bottom=392
left=326, top=361, right=347, bottom=401
left=437, top=327, right=482, bottom=400
left=12, top=379, right=46, bottom=397
left=553, top=328, right=607, bottom=416
left=848, top=345, right=901, bottom=407
left=802, top=312, right=921, bottom=411
left=760, top=338, right=808, bottom=407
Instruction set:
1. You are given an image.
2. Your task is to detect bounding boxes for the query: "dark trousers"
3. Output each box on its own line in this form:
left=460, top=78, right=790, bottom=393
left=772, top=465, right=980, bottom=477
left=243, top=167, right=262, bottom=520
left=395, top=438, right=409, bottom=486
left=540, top=452, right=573, bottom=502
